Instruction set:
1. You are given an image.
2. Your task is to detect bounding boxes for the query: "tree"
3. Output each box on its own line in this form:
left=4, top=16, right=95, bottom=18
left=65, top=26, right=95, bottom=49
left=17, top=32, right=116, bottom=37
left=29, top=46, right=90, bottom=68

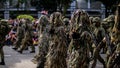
left=33, top=0, right=57, bottom=12
left=56, top=0, right=73, bottom=15
left=0, top=0, right=7, bottom=8
left=34, top=0, right=73, bottom=15
left=95, top=0, right=119, bottom=17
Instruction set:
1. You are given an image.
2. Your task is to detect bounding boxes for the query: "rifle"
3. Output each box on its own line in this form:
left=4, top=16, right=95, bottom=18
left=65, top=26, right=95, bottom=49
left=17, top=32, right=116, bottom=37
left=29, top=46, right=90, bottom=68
left=105, top=32, right=112, bottom=55
left=89, top=30, right=97, bottom=47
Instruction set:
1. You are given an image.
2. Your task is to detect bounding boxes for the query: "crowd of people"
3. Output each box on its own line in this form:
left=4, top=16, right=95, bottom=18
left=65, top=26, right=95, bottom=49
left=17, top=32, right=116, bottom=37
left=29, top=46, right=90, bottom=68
left=0, top=7, right=120, bottom=68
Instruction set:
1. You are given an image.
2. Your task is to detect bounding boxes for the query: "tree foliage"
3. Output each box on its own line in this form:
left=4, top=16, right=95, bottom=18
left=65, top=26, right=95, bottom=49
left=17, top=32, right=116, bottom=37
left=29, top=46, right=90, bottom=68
left=32, top=0, right=73, bottom=15
left=90, top=0, right=119, bottom=17
left=0, top=0, right=73, bottom=15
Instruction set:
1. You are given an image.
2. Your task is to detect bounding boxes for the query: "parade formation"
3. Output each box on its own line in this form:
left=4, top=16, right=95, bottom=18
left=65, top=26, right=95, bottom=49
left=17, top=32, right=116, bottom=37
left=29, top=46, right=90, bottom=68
left=0, top=2, right=120, bottom=68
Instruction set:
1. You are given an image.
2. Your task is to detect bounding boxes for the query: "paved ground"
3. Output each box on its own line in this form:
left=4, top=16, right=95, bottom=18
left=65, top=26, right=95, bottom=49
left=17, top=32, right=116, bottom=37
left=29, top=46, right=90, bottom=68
left=0, top=46, right=37, bottom=68
left=0, top=46, right=104, bottom=68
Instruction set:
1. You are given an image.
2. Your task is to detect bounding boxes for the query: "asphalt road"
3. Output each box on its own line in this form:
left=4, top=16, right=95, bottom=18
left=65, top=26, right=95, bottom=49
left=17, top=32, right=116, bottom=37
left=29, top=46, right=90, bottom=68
left=0, top=46, right=37, bottom=68
left=0, top=46, right=104, bottom=68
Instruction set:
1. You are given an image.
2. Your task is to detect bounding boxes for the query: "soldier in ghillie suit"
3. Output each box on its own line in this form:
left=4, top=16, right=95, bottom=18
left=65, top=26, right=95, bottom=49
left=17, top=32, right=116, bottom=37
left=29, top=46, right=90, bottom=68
left=107, top=4, right=120, bottom=68
left=12, top=20, right=25, bottom=50
left=44, top=12, right=68, bottom=68
left=0, top=20, right=11, bottom=65
left=63, top=18, right=71, bottom=44
left=67, top=9, right=92, bottom=68
left=18, top=19, right=35, bottom=54
left=31, top=15, right=50, bottom=68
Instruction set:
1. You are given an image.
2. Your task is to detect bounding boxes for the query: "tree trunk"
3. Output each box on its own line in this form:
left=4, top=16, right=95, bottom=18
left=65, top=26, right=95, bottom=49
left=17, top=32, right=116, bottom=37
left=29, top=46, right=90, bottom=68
left=63, top=5, right=69, bottom=16
left=105, top=6, right=109, bottom=17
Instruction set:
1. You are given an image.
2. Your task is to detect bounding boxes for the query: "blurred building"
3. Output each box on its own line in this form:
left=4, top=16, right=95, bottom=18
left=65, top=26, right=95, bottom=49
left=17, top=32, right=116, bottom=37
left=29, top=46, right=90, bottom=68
left=0, top=0, right=105, bottom=19
left=0, top=0, right=38, bottom=19
left=69, top=0, right=105, bottom=18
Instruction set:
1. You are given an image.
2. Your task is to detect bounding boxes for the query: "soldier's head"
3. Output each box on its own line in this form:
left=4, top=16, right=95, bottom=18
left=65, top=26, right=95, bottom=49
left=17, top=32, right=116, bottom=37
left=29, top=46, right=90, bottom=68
left=38, top=15, right=49, bottom=27
left=71, top=9, right=90, bottom=26
left=50, top=12, right=63, bottom=26
left=25, top=18, right=32, bottom=24
left=63, top=18, right=69, bottom=26
left=93, top=17, right=101, bottom=27
left=89, top=16, right=94, bottom=24
left=0, top=19, right=10, bottom=36
left=101, top=18, right=109, bottom=29
left=81, top=31, right=91, bottom=41
left=107, top=15, right=115, bottom=28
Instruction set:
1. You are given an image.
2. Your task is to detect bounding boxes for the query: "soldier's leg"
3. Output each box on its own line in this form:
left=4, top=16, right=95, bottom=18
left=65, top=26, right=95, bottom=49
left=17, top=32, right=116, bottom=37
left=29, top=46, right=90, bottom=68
left=18, top=39, right=27, bottom=53
left=92, top=41, right=106, bottom=68
left=91, top=49, right=97, bottom=68
left=31, top=45, right=42, bottom=64
left=97, top=42, right=106, bottom=68
left=97, top=54, right=106, bottom=68
left=0, top=47, right=5, bottom=65
left=13, top=38, right=22, bottom=50
left=36, top=55, right=46, bottom=68
left=29, top=40, right=35, bottom=53
left=107, top=53, right=115, bottom=68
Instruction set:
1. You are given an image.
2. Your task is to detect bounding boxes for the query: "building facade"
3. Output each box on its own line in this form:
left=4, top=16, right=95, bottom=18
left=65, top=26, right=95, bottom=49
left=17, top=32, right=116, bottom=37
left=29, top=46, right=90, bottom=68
left=70, top=0, right=105, bottom=18
left=0, top=0, right=105, bottom=19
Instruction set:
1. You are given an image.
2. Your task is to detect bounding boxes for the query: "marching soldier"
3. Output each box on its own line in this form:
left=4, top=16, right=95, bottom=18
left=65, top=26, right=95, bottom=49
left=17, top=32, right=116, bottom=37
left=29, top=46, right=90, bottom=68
left=12, top=20, right=25, bottom=50
left=45, top=12, right=68, bottom=68
left=107, top=3, right=120, bottom=68
left=91, top=17, right=106, bottom=68
left=68, top=9, right=92, bottom=68
left=18, top=19, right=35, bottom=53
left=31, top=15, right=50, bottom=68
left=0, top=20, right=11, bottom=65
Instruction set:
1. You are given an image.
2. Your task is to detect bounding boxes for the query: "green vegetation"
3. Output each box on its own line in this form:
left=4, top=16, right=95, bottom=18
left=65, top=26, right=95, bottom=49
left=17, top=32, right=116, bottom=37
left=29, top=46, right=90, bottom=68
left=17, top=14, right=34, bottom=21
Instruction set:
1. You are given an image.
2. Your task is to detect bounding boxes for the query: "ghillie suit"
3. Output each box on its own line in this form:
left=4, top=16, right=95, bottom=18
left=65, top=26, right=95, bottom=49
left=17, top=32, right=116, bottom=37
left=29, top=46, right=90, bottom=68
left=18, top=19, right=34, bottom=53
left=107, top=4, right=120, bottom=68
left=68, top=9, right=92, bottom=68
left=89, top=16, right=95, bottom=31
left=32, top=15, right=50, bottom=68
left=0, top=20, right=11, bottom=65
left=63, top=18, right=71, bottom=45
left=44, top=12, right=68, bottom=68
left=107, top=15, right=115, bottom=32
left=12, top=20, right=25, bottom=50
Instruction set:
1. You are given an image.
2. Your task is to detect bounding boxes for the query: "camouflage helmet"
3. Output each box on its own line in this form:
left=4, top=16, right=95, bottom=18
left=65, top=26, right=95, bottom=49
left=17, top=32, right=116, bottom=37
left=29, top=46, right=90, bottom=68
left=63, top=18, right=69, bottom=26
left=101, top=18, right=109, bottom=29
left=52, top=12, right=63, bottom=26
left=89, top=16, right=94, bottom=21
left=73, top=9, right=90, bottom=26
left=92, top=17, right=101, bottom=23
left=101, top=18, right=108, bottom=24
left=38, top=15, right=49, bottom=26
left=0, top=19, right=10, bottom=35
left=107, top=15, right=115, bottom=22
left=89, top=16, right=94, bottom=24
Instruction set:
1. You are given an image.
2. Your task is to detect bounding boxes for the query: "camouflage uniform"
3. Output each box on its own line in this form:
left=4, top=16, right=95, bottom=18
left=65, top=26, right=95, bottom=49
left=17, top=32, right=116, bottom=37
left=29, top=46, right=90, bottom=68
left=89, top=16, right=95, bottom=31
left=63, top=18, right=71, bottom=44
left=107, top=4, right=120, bottom=68
left=68, top=9, right=92, bottom=68
left=0, top=20, right=10, bottom=65
left=31, top=15, right=50, bottom=68
left=45, top=12, right=68, bottom=68
left=91, top=17, right=106, bottom=68
left=18, top=19, right=34, bottom=53
left=12, top=20, right=25, bottom=50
